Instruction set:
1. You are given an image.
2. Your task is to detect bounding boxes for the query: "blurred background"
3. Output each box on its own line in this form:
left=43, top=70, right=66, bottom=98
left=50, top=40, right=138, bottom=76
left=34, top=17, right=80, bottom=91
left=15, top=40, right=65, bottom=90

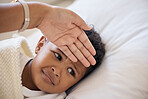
left=0, top=0, right=74, bottom=7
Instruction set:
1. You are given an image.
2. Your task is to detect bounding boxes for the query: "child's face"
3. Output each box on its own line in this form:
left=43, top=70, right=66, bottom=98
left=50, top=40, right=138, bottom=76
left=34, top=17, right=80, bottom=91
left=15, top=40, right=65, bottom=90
left=31, top=36, right=87, bottom=93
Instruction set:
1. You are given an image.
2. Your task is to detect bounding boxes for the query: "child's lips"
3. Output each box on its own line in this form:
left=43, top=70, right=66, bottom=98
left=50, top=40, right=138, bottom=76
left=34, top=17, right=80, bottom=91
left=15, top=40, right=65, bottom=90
left=42, top=69, right=55, bottom=85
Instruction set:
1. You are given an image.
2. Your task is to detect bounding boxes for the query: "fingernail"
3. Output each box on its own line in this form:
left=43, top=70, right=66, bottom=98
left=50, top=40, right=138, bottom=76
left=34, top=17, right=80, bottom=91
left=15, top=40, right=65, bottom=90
left=91, top=60, right=96, bottom=66
left=87, top=26, right=92, bottom=30
left=91, top=48, right=96, bottom=56
left=93, top=51, right=96, bottom=56
left=85, top=63, right=90, bottom=67
left=73, top=58, right=77, bottom=62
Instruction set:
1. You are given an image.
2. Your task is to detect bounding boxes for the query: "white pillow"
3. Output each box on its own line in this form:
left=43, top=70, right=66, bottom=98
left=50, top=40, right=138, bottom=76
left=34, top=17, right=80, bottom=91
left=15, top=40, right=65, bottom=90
left=66, top=0, right=148, bottom=98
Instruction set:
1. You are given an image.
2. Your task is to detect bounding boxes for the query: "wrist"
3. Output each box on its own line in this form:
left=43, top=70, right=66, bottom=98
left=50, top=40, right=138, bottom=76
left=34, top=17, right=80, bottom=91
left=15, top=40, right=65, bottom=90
left=27, top=2, right=53, bottom=29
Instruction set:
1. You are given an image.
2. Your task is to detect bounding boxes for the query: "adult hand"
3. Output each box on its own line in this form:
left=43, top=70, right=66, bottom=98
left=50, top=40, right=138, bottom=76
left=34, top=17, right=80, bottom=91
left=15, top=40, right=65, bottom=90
left=0, top=1, right=96, bottom=67
left=38, top=7, right=96, bottom=67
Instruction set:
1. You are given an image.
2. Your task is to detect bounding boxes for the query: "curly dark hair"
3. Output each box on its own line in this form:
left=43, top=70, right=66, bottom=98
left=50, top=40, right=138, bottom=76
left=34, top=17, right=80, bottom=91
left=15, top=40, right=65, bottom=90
left=45, top=27, right=105, bottom=75
left=83, top=27, right=105, bottom=76
left=66, top=27, right=105, bottom=94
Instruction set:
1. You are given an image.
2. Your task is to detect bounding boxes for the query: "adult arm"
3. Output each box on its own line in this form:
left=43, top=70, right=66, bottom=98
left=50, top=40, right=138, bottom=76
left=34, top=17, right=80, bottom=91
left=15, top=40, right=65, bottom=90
left=0, top=2, right=46, bottom=33
left=0, top=2, right=96, bottom=67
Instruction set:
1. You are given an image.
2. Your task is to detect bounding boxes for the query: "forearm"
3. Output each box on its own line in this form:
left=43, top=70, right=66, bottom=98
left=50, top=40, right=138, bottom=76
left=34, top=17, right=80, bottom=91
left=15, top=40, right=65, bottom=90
left=0, top=2, right=52, bottom=33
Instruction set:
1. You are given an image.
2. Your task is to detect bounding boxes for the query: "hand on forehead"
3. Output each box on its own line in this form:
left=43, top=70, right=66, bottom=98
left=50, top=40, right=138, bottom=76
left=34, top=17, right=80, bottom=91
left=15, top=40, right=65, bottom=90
left=45, top=35, right=96, bottom=68
left=37, top=7, right=96, bottom=67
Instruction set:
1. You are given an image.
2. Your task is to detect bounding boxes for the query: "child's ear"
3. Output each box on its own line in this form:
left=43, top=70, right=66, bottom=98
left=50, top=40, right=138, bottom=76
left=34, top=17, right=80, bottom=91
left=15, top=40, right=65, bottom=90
left=35, top=36, right=47, bottom=54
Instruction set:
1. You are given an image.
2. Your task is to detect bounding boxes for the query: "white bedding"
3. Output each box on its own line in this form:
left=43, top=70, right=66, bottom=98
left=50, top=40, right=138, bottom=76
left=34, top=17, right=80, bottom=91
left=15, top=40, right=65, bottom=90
left=65, top=0, right=148, bottom=99
left=0, top=0, right=148, bottom=98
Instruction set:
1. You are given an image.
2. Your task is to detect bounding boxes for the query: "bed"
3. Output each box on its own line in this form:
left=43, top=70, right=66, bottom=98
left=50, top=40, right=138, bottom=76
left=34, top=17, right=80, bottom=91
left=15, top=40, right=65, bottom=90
left=0, top=0, right=148, bottom=98
left=65, top=0, right=148, bottom=98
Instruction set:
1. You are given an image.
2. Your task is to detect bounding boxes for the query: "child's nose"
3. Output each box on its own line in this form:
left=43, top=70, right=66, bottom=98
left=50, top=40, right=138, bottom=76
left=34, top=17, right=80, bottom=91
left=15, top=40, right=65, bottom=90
left=51, top=67, right=60, bottom=78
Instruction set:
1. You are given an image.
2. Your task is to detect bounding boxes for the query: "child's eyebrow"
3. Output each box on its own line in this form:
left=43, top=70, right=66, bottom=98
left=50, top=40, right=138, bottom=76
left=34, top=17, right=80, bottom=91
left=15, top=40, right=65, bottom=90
left=57, top=48, right=80, bottom=75
left=72, top=63, right=79, bottom=75
left=57, top=48, right=66, bottom=57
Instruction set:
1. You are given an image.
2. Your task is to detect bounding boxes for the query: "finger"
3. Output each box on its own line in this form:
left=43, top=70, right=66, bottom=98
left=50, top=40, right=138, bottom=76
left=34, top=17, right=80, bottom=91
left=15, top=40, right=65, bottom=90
left=59, top=45, right=77, bottom=62
left=78, top=21, right=91, bottom=31
left=72, top=13, right=91, bottom=30
left=53, top=35, right=75, bottom=46
left=75, top=40, right=96, bottom=65
left=78, top=31, right=96, bottom=55
left=68, top=44, right=90, bottom=67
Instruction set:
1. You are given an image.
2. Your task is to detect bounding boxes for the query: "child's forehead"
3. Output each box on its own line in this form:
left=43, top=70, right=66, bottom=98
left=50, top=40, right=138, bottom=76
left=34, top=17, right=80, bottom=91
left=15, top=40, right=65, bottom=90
left=47, top=40, right=87, bottom=74
left=47, top=40, right=66, bottom=55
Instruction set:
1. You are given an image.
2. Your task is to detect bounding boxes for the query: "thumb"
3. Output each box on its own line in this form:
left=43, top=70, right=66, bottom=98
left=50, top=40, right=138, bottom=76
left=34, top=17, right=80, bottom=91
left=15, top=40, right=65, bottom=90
left=79, top=19, right=91, bottom=30
left=80, top=22, right=91, bottom=30
left=73, top=13, right=91, bottom=30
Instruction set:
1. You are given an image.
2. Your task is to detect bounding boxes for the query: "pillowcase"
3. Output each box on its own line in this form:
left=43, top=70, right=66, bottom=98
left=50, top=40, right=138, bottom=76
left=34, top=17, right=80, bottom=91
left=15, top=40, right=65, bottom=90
left=66, top=0, right=148, bottom=98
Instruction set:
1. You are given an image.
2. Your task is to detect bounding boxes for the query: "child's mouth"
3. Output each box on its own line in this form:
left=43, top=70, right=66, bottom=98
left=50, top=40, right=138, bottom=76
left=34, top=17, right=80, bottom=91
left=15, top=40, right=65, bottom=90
left=42, top=69, right=55, bottom=85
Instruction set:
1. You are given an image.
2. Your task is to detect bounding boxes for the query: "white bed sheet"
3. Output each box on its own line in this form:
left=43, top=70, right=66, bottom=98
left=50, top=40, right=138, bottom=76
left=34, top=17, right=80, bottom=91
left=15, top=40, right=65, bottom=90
left=66, top=0, right=148, bottom=99
left=1, top=0, right=148, bottom=98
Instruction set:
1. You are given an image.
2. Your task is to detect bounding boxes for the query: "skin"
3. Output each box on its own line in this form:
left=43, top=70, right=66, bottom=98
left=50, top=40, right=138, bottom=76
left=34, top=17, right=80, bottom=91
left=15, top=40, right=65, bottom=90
left=0, top=2, right=96, bottom=67
left=22, top=36, right=87, bottom=93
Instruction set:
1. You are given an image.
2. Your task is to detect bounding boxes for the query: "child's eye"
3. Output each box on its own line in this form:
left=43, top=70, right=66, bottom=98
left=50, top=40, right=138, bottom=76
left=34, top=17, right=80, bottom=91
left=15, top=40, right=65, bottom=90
left=54, top=52, right=62, bottom=61
left=67, top=67, right=75, bottom=76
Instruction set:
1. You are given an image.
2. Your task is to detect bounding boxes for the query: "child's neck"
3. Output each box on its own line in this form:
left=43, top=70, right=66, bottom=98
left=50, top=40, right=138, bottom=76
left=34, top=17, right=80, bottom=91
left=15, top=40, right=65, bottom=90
left=22, top=59, right=39, bottom=90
